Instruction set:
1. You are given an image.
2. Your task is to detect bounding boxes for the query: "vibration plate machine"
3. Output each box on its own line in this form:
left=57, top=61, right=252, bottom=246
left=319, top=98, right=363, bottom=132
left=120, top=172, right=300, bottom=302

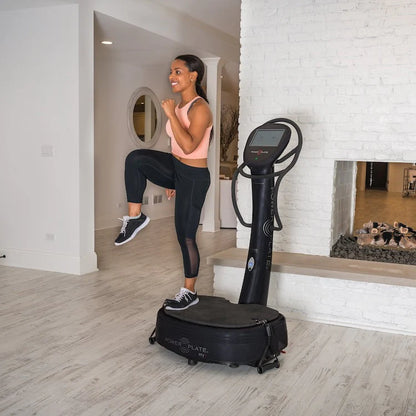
left=149, top=118, right=303, bottom=374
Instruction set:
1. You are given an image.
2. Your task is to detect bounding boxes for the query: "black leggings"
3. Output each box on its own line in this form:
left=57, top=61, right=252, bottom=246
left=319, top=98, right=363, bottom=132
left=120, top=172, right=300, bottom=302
left=125, top=149, right=210, bottom=278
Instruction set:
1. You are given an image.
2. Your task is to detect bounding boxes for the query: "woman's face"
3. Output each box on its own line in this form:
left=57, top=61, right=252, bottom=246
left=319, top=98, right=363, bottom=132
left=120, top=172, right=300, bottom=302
left=169, top=59, right=196, bottom=93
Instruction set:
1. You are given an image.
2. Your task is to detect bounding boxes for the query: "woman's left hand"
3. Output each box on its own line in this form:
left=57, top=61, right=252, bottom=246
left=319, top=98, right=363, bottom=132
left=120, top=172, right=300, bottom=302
left=161, top=99, right=176, bottom=119
left=166, top=189, right=176, bottom=200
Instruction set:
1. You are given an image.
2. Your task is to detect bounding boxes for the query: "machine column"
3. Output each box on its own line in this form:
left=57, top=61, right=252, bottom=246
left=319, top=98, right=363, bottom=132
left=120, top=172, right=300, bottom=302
left=239, top=167, right=274, bottom=305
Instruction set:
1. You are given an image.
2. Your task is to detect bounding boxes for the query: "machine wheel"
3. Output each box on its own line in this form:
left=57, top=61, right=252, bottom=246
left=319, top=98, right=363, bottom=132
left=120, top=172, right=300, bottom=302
left=257, top=358, right=280, bottom=374
left=188, top=359, right=198, bottom=366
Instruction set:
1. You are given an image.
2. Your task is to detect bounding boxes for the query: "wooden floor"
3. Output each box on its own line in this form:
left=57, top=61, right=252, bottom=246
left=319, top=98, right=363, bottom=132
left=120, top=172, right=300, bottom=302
left=1, top=217, right=416, bottom=416
left=354, top=189, right=416, bottom=231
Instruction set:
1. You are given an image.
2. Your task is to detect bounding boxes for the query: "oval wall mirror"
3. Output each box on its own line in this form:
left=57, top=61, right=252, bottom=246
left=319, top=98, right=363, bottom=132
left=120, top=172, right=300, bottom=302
left=127, top=87, right=162, bottom=148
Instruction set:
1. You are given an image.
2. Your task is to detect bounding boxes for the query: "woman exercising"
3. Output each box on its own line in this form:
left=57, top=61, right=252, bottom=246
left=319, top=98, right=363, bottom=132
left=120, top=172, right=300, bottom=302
left=115, top=54, right=213, bottom=311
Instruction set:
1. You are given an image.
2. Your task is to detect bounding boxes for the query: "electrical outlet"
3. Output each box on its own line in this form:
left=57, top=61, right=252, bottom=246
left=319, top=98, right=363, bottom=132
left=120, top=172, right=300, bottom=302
left=41, top=145, right=54, bottom=157
left=143, top=196, right=149, bottom=205
left=45, top=233, right=55, bottom=241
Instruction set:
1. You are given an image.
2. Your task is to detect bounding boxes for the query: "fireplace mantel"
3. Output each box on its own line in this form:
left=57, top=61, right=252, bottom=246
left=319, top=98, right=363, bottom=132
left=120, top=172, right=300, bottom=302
left=208, top=248, right=416, bottom=288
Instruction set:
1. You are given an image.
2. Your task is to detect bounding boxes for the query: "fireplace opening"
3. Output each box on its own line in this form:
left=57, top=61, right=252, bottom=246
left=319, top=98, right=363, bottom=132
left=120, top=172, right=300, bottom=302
left=330, top=161, right=416, bottom=265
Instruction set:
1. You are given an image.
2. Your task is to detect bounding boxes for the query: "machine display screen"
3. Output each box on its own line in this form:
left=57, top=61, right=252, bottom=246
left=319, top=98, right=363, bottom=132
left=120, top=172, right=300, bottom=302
left=250, top=129, right=286, bottom=147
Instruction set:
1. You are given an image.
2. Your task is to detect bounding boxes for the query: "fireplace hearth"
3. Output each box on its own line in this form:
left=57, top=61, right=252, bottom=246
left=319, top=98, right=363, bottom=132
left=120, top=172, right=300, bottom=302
left=331, top=234, right=416, bottom=266
left=331, top=219, right=416, bottom=265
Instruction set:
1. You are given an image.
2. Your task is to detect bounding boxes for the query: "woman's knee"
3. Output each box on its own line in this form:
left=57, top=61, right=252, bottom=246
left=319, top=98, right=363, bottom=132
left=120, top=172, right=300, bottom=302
left=125, top=149, right=146, bottom=167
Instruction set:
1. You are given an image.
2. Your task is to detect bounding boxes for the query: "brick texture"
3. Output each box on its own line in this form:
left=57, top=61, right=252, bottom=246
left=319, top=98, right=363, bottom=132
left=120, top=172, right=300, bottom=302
left=238, top=0, right=416, bottom=256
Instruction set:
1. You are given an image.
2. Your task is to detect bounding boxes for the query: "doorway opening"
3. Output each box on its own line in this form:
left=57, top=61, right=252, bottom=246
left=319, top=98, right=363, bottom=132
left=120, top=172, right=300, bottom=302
left=365, top=162, right=388, bottom=190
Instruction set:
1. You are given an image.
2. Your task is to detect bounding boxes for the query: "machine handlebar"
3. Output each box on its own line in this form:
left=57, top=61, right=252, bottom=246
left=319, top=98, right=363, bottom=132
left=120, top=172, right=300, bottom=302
left=231, top=118, right=303, bottom=230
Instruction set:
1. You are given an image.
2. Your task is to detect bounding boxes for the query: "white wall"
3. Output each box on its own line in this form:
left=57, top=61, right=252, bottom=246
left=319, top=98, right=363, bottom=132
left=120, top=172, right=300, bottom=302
left=0, top=3, right=97, bottom=274
left=238, top=0, right=416, bottom=257
left=94, top=59, right=175, bottom=230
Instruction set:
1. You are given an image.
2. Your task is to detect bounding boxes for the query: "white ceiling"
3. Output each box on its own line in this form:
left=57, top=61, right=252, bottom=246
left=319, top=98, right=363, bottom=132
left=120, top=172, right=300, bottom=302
left=95, top=1, right=241, bottom=94
left=1, top=0, right=240, bottom=39
left=153, top=0, right=241, bottom=39
left=94, top=12, right=192, bottom=67
left=1, top=0, right=242, bottom=93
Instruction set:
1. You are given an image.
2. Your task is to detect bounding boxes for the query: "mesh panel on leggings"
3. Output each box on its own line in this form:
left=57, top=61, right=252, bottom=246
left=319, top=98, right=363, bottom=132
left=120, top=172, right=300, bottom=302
left=184, top=237, right=200, bottom=278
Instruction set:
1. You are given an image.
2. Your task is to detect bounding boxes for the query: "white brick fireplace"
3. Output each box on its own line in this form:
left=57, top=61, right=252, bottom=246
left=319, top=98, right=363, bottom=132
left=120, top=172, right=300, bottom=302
left=211, top=0, right=416, bottom=334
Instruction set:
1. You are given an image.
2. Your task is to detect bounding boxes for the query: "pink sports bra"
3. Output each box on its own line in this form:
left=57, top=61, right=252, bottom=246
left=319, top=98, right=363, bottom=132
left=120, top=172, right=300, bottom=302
left=166, top=96, right=212, bottom=159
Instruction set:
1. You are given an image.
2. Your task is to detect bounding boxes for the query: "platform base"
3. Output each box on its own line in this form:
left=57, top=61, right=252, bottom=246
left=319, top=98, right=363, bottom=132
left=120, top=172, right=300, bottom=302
left=149, top=296, right=287, bottom=373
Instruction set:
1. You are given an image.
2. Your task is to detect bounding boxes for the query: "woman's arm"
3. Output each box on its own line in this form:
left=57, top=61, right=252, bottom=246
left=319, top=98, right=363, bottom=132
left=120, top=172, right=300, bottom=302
left=162, top=99, right=212, bottom=155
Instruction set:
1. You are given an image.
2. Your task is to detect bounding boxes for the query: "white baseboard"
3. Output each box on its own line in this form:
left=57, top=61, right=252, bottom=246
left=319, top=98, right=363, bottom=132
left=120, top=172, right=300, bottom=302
left=0, top=248, right=97, bottom=275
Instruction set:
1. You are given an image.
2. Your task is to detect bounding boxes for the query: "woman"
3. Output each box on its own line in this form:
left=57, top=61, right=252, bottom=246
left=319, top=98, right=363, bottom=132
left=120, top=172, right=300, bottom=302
left=115, top=54, right=213, bottom=311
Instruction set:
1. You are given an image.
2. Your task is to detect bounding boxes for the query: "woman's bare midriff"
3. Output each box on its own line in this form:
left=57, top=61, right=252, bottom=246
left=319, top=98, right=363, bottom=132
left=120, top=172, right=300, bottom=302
left=173, top=154, right=208, bottom=168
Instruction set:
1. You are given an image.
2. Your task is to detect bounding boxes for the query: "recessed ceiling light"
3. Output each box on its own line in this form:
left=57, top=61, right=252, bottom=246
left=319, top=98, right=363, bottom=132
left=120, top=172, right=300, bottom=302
left=101, top=40, right=113, bottom=45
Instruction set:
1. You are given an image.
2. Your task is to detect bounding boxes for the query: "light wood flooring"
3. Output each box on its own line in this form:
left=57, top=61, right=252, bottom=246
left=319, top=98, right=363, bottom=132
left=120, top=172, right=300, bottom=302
left=354, top=190, right=416, bottom=231
left=1, top=217, right=416, bottom=416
